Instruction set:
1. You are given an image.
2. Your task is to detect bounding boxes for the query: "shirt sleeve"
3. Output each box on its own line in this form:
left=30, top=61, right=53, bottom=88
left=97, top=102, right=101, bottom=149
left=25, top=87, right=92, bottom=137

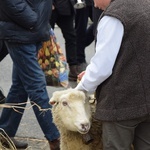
left=75, top=16, right=124, bottom=94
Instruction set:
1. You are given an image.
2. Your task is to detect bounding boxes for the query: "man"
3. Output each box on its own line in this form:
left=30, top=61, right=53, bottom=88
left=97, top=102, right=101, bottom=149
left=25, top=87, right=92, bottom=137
left=0, top=0, right=60, bottom=149
left=50, top=0, right=79, bottom=81
left=76, top=0, right=150, bottom=149
left=75, top=0, right=103, bottom=73
left=75, top=0, right=93, bottom=73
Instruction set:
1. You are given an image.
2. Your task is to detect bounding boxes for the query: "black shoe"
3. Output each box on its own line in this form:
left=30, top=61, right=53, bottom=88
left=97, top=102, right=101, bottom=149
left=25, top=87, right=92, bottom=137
left=49, top=138, right=60, bottom=150
left=0, top=128, right=17, bottom=149
left=0, top=89, right=5, bottom=104
left=10, top=137, right=28, bottom=149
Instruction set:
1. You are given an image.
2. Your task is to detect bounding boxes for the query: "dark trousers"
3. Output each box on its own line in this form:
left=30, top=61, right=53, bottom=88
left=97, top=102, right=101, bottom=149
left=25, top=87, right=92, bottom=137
left=92, top=7, right=103, bottom=35
left=102, top=116, right=150, bottom=150
left=50, top=10, right=77, bottom=66
left=75, top=5, right=94, bottom=64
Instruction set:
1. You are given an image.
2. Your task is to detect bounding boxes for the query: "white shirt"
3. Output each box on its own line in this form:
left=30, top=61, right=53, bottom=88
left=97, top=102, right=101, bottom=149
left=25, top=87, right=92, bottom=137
left=75, top=16, right=124, bottom=94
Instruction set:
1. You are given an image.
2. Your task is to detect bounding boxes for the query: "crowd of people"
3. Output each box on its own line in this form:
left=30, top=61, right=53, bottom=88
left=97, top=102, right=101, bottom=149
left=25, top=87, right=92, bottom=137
left=0, top=0, right=150, bottom=149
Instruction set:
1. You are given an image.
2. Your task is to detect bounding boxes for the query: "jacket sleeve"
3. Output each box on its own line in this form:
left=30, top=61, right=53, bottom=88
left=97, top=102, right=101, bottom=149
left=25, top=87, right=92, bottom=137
left=1, top=0, right=38, bottom=29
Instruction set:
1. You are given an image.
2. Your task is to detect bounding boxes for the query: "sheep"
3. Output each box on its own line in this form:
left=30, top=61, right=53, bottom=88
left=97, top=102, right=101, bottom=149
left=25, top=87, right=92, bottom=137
left=49, top=89, right=103, bottom=150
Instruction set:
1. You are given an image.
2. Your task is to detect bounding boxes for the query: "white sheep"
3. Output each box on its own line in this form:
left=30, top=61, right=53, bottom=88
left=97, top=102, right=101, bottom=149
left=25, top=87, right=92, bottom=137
left=49, top=89, right=103, bottom=150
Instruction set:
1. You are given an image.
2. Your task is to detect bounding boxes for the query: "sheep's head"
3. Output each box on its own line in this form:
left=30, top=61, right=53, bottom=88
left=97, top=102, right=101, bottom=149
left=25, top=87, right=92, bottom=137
left=50, top=89, right=92, bottom=134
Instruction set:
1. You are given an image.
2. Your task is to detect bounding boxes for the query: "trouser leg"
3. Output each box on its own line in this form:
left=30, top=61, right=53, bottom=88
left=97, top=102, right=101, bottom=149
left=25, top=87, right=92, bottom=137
left=102, top=116, right=150, bottom=150
left=57, top=15, right=77, bottom=66
left=92, top=7, right=103, bottom=34
left=0, top=59, right=28, bottom=137
left=102, top=121, right=134, bottom=150
left=85, top=23, right=94, bottom=47
left=133, top=116, right=150, bottom=150
left=49, top=9, right=58, bottom=29
left=1, top=41, right=59, bottom=141
left=75, top=7, right=89, bottom=63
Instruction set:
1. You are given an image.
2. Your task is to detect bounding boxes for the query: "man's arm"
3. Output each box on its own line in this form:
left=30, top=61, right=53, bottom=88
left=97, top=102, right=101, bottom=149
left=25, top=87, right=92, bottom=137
left=76, top=16, right=124, bottom=93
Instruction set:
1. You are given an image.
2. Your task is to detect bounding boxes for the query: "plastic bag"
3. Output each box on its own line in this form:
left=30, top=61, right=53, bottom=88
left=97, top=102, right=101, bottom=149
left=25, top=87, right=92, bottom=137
left=38, top=29, right=69, bottom=87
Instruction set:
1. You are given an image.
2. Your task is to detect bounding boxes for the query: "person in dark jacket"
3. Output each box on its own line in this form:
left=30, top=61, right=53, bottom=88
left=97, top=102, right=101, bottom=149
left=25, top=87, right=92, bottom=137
left=75, top=0, right=93, bottom=73
left=50, top=0, right=79, bottom=81
left=75, top=0, right=103, bottom=73
left=0, top=0, right=60, bottom=149
left=76, top=0, right=150, bottom=149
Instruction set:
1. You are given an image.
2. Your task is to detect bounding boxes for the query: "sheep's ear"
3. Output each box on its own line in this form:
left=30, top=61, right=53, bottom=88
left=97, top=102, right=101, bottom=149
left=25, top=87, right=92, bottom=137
left=49, top=100, right=57, bottom=106
left=49, top=96, right=57, bottom=106
left=49, top=91, right=61, bottom=105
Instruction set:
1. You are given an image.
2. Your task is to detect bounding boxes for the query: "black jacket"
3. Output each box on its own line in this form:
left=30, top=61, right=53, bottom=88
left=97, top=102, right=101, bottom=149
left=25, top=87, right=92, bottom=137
left=84, top=0, right=92, bottom=6
left=53, top=0, right=75, bottom=16
left=0, top=0, right=52, bottom=43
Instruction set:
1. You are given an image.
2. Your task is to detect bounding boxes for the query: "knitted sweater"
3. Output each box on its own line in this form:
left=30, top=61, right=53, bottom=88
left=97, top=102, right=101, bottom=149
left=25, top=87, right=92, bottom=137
left=95, top=0, right=150, bottom=121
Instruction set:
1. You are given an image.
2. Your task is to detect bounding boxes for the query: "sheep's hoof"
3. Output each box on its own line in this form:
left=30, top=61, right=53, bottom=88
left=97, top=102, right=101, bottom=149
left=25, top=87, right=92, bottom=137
left=82, top=132, right=94, bottom=145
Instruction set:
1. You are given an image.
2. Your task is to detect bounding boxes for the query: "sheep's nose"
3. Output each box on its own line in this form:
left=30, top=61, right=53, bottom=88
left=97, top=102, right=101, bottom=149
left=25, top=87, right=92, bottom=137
left=81, top=123, right=90, bottom=131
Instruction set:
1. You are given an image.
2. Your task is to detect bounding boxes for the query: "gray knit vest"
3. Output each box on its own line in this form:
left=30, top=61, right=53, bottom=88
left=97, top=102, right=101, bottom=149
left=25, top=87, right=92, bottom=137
left=95, top=0, right=150, bottom=121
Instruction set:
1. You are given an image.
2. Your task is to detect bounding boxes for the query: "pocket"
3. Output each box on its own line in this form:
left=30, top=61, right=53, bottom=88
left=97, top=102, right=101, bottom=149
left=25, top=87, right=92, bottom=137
left=115, top=119, right=141, bottom=128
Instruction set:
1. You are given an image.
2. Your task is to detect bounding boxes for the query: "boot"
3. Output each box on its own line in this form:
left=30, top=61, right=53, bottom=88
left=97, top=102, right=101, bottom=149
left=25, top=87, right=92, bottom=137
left=69, top=65, right=79, bottom=81
left=4, top=137, right=28, bottom=149
left=49, top=138, right=60, bottom=150
left=11, top=138, right=28, bottom=149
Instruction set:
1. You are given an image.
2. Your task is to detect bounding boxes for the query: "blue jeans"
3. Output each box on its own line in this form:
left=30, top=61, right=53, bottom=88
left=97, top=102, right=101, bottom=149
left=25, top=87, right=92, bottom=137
left=0, top=41, right=60, bottom=141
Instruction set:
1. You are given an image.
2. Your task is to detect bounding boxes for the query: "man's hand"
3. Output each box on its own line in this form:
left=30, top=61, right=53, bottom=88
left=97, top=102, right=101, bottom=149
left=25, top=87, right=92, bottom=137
left=77, top=71, right=85, bottom=81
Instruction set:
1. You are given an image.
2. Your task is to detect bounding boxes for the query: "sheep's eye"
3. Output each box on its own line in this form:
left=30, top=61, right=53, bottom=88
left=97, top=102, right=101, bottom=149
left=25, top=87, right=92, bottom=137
left=62, top=101, right=68, bottom=106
